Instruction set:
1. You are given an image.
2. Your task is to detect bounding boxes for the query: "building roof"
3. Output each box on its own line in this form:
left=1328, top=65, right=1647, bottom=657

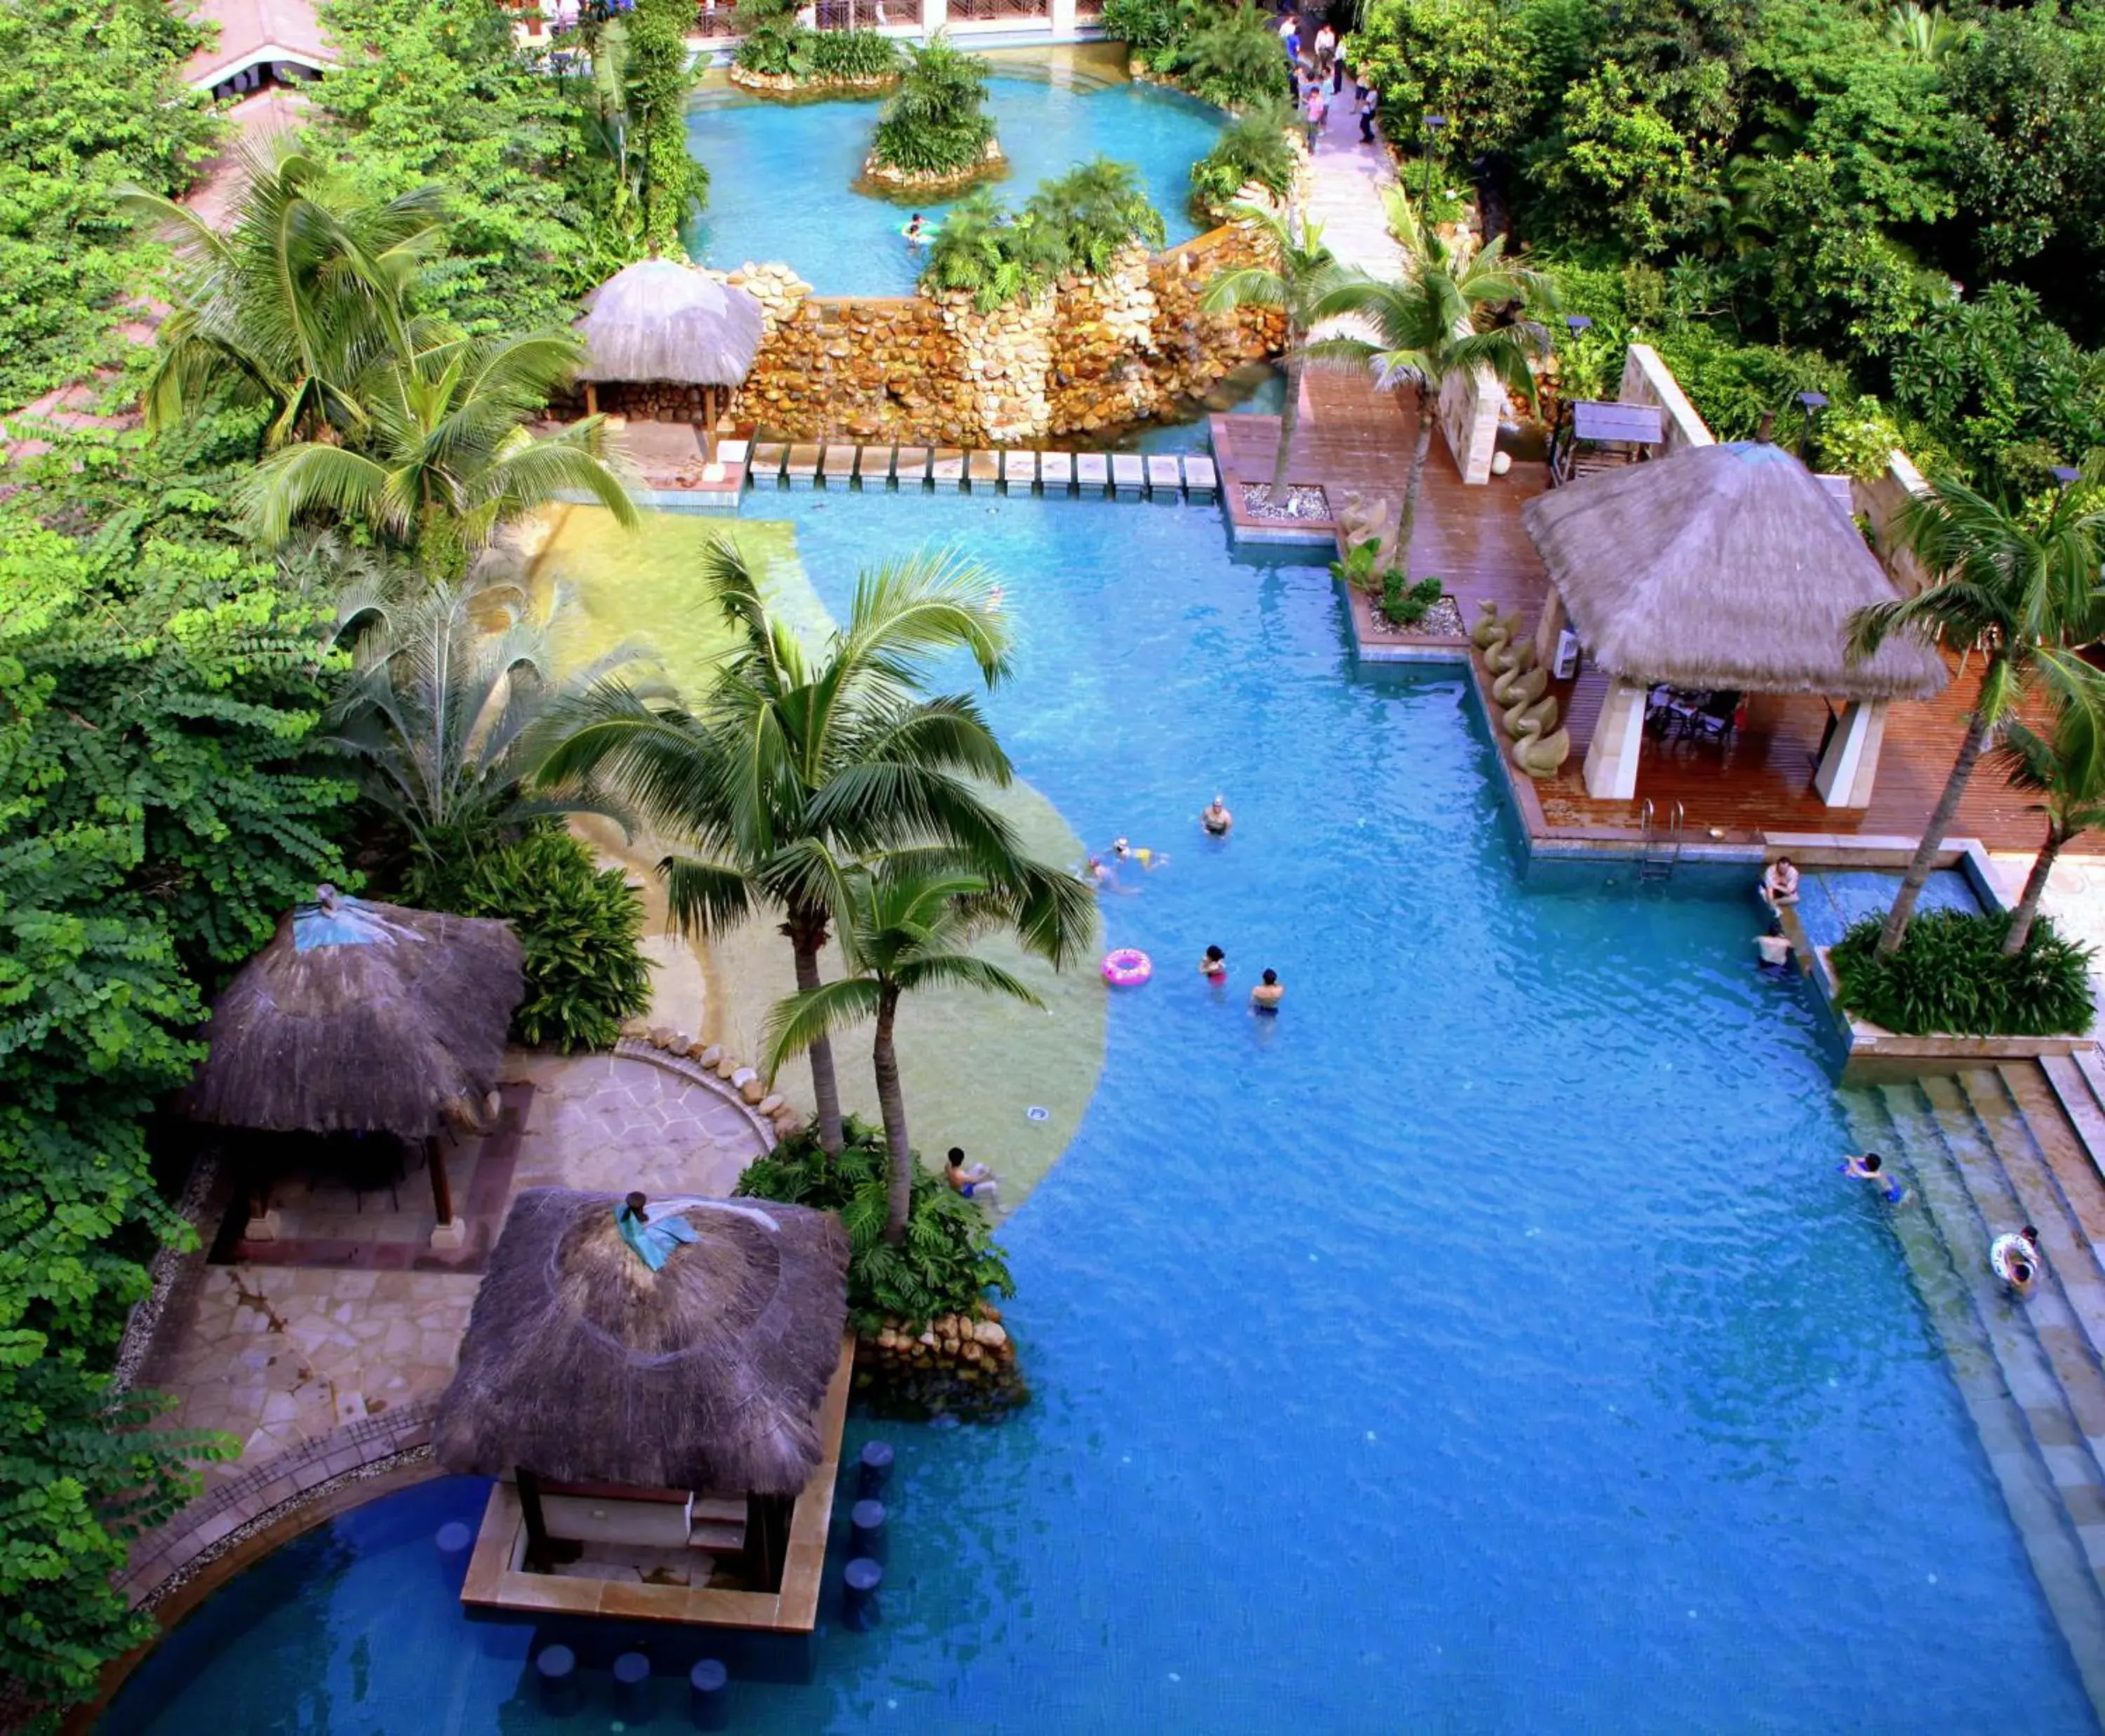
left=576, top=258, right=766, bottom=388
left=185, top=0, right=332, bottom=88
left=1521, top=440, right=1951, bottom=700
left=182, top=886, right=523, bottom=1139
left=434, top=1188, right=851, bottom=1497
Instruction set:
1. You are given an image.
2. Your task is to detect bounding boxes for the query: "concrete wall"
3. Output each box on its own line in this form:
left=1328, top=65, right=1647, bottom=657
left=1617, top=343, right=1713, bottom=453
left=1850, top=448, right=1934, bottom=595
left=1438, top=363, right=1501, bottom=486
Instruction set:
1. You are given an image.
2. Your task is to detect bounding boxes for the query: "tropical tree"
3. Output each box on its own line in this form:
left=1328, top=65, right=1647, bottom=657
left=533, top=540, right=1095, bottom=1155
left=1200, top=203, right=1344, bottom=500
left=1847, top=476, right=2105, bottom=955
left=1991, top=683, right=2105, bottom=954
left=1305, top=190, right=1556, bottom=573
left=123, top=140, right=448, bottom=447
left=324, top=581, right=643, bottom=897
left=236, top=330, right=636, bottom=580
left=764, top=855, right=1048, bottom=1241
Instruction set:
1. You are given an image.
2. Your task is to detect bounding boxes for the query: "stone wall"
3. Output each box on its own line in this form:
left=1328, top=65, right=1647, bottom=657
left=576, top=226, right=1283, bottom=446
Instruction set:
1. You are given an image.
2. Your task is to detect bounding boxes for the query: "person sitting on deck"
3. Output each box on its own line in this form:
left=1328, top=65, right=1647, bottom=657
left=1760, top=857, right=1800, bottom=911
left=1756, top=918, right=1793, bottom=973
left=1251, top=968, right=1285, bottom=1010
left=1991, top=1227, right=2041, bottom=1299
left=1840, top=1151, right=1908, bottom=1206
left=947, top=1147, right=998, bottom=1204
left=1202, top=794, right=1234, bottom=836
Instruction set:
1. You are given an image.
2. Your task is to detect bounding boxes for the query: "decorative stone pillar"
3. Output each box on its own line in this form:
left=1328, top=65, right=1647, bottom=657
left=1813, top=698, right=1889, bottom=808
left=921, top=0, right=947, bottom=36
left=1050, top=0, right=1076, bottom=37
left=1582, top=677, right=1647, bottom=802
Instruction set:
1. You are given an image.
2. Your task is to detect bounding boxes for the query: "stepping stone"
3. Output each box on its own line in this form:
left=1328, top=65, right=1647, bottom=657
left=856, top=445, right=895, bottom=485
left=750, top=442, right=787, bottom=486
left=1146, top=454, right=1182, bottom=499
left=930, top=447, right=965, bottom=487
left=822, top=444, right=857, bottom=486
left=965, top=450, right=1001, bottom=489
left=1111, top=453, right=1147, bottom=498
left=1002, top=450, right=1038, bottom=490
left=717, top=437, right=751, bottom=465
left=894, top=446, right=930, bottom=486
left=1039, top=450, right=1074, bottom=493
left=1075, top=452, right=1109, bottom=495
left=784, top=443, right=821, bottom=488
left=1182, top=453, right=1218, bottom=500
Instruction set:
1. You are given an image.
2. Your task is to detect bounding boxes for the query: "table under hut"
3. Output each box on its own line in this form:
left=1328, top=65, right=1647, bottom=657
left=182, top=884, right=523, bottom=1251
left=436, top=1185, right=855, bottom=1634
left=1521, top=433, right=1949, bottom=809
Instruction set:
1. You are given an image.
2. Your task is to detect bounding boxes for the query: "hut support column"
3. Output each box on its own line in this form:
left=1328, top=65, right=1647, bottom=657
left=1532, top=587, right=1568, bottom=674
left=1582, top=678, right=1647, bottom=802
left=584, top=382, right=599, bottom=418
left=427, top=1135, right=455, bottom=1227
left=1813, top=699, right=1888, bottom=808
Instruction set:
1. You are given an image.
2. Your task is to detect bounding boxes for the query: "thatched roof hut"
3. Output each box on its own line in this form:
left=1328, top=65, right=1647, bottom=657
left=434, top=1187, right=850, bottom=1496
left=1521, top=439, right=1949, bottom=701
left=576, top=258, right=764, bottom=389
left=185, top=884, right=522, bottom=1141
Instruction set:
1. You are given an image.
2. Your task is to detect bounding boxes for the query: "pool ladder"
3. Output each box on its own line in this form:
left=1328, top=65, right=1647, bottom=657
left=1637, top=799, right=1683, bottom=883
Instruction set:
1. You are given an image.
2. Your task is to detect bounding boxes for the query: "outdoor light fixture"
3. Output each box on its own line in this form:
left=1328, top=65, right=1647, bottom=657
left=2052, top=465, right=2082, bottom=486
left=1565, top=314, right=1593, bottom=334
left=1796, top=391, right=1829, bottom=413
left=1422, top=114, right=1447, bottom=206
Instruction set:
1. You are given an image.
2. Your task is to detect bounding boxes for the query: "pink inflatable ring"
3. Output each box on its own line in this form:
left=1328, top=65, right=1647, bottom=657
left=1102, top=947, right=1153, bottom=987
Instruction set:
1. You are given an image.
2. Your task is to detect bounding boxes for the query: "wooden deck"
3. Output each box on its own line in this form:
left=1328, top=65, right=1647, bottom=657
left=1213, top=370, right=2086, bottom=858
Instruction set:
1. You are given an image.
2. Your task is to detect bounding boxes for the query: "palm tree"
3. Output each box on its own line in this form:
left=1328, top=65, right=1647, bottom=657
left=1200, top=202, right=1343, bottom=501
left=237, top=330, right=637, bottom=582
left=534, top=540, right=1095, bottom=1154
left=1991, top=680, right=2105, bottom=954
left=123, top=140, right=447, bottom=447
left=325, top=581, right=643, bottom=899
left=763, top=855, right=1048, bottom=1242
left=1305, top=190, right=1555, bottom=573
left=1847, top=476, right=2105, bottom=955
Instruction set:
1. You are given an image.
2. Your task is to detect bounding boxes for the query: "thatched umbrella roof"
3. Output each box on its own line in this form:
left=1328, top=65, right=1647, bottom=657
left=434, top=1187, right=849, bottom=1495
left=576, top=258, right=764, bottom=387
left=185, top=885, right=523, bottom=1139
left=1521, top=439, right=1950, bottom=700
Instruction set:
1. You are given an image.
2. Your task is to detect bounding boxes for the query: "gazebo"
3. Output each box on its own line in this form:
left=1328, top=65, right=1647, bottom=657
left=436, top=1186, right=853, bottom=1631
left=575, top=257, right=765, bottom=461
left=183, top=884, right=523, bottom=1247
left=1521, top=437, right=1950, bottom=806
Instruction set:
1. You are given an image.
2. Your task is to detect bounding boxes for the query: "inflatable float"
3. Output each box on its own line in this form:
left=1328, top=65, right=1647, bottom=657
left=1102, top=947, right=1152, bottom=987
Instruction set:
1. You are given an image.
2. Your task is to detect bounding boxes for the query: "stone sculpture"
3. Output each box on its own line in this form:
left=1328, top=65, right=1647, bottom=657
left=1512, top=727, right=1572, bottom=777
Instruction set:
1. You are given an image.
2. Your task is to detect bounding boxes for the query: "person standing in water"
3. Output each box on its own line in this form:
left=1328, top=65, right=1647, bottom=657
left=1202, top=794, right=1234, bottom=836
left=1840, top=1151, right=1907, bottom=1206
left=1251, top=968, right=1285, bottom=1010
left=1200, top=944, right=1229, bottom=982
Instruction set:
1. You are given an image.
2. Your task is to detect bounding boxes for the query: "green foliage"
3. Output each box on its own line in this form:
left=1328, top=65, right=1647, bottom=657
left=1329, top=536, right=1383, bottom=593
left=1831, top=909, right=2095, bottom=1037
left=869, top=36, right=997, bottom=178
left=923, top=161, right=1165, bottom=312
left=624, top=0, right=711, bottom=257
left=1354, top=0, right=1532, bottom=161
left=1189, top=103, right=1298, bottom=220
left=0, top=413, right=347, bottom=1716
left=1130, top=0, right=1288, bottom=111
left=1382, top=573, right=1445, bottom=628
left=806, top=28, right=904, bottom=80
left=0, top=0, right=216, bottom=412
left=734, top=1119, right=1015, bottom=1331
left=420, top=827, right=653, bottom=1052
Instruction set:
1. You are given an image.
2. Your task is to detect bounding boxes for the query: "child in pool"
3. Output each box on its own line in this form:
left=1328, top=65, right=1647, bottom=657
left=1840, top=1150, right=1909, bottom=1206
left=1200, top=944, right=1228, bottom=981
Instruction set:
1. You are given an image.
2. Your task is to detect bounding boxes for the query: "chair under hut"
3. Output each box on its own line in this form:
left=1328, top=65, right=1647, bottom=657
left=434, top=1186, right=854, bottom=1628
left=575, top=258, right=765, bottom=463
left=1522, top=433, right=1949, bottom=806
left=183, top=883, right=523, bottom=1243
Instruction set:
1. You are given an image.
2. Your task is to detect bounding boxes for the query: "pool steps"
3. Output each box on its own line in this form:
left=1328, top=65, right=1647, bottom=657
left=738, top=441, right=1220, bottom=503
left=1862, top=1074, right=2105, bottom=1716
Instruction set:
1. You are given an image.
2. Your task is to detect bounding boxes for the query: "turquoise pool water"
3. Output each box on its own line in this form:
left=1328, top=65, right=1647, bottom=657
left=1796, top=866, right=1985, bottom=953
left=105, top=494, right=2095, bottom=1732
left=686, top=69, right=1225, bottom=295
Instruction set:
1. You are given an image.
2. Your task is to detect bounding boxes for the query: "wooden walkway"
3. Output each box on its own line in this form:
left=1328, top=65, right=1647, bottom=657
left=1214, top=374, right=2086, bottom=859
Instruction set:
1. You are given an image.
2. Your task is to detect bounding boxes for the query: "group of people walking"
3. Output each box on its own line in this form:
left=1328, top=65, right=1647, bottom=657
left=1278, top=11, right=1379, bottom=145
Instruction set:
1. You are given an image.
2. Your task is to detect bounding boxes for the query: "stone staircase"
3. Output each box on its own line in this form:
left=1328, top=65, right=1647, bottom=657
left=1856, top=1063, right=2105, bottom=1720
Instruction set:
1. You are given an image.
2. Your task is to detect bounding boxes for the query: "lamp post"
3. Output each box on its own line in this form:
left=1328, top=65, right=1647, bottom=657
left=1794, top=389, right=1829, bottom=457
left=1422, top=113, right=1445, bottom=211
left=2051, top=465, right=2082, bottom=488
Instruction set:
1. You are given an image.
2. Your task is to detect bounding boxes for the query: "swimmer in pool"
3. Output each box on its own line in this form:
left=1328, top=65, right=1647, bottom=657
left=1200, top=944, right=1228, bottom=981
left=1991, top=1226, right=2041, bottom=1298
left=1251, top=967, right=1284, bottom=1010
left=1111, top=836, right=1167, bottom=870
left=1840, top=1150, right=1909, bottom=1206
left=1202, top=794, right=1233, bottom=836
left=904, top=213, right=929, bottom=246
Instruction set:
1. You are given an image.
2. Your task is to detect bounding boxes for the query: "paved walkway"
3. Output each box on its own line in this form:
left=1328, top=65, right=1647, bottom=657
left=1302, top=76, right=1403, bottom=279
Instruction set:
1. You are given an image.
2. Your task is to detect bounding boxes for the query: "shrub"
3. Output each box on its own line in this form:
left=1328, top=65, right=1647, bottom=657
left=1329, top=535, right=1383, bottom=592
left=869, top=36, right=997, bottom=176
left=1831, top=909, right=2096, bottom=1037
left=1102, top=0, right=1182, bottom=53
left=805, top=27, right=901, bottom=79
left=733, top=18, right=807, bottom=74
left=1189, top=102, right=1297, bottom=220
left=425, top=827, right=655, bottom=1052
left=734, top=1117, right=1015, bottom=1331
left=923, top=160, right=1165, bottom=310
left=1159, top=0, right=1288, bottom=109
left=1382, top=573, right=1445, bottom=627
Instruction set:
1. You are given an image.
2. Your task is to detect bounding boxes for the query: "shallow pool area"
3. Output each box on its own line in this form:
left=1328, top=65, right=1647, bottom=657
left=105, top=494, right=2099, bottom=1733
left=686, top=54, right=1225, bottom=295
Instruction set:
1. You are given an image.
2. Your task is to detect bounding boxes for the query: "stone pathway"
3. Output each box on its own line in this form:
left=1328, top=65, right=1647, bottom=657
left=509, top=1050, right=768, bottom=1201
left=1302, top=74, right=1403, bottom=279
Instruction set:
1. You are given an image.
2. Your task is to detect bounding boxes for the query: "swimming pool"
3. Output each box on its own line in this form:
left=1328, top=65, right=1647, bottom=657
left=686, top=53, right=1225, bottom=296
left=105, top=493, right=2097, bottom=1732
